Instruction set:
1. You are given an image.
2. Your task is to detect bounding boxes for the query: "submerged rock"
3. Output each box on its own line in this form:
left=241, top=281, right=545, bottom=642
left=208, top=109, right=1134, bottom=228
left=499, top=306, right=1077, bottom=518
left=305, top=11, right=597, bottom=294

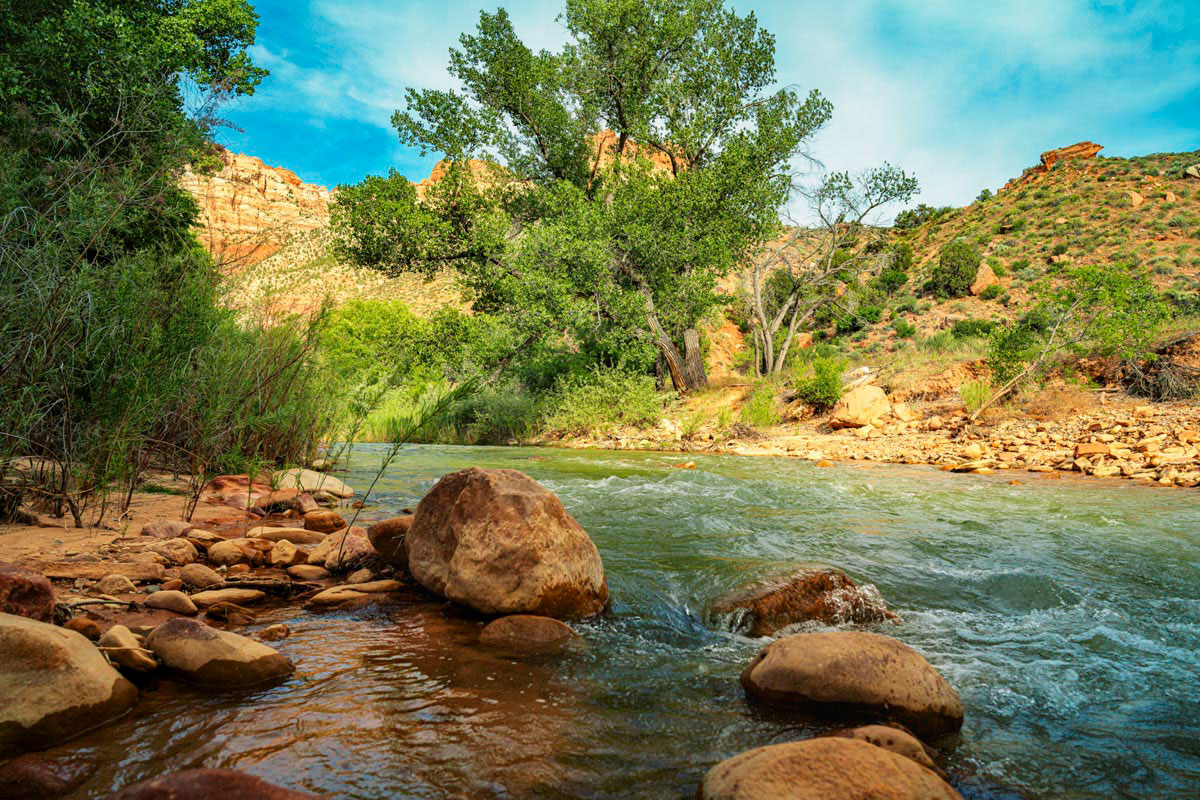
left=709, top=566, right=896, bottom=636
left=0, top=562, right=54, bottom=622
left=0, top=753, right=92, bottom=799
left=835, top=724, right=947, bottom=779
left=741, top=631, right=964, bottom=739
left=145, top=618, right=293, bottom=687
left=0, top=613, right=138, bottom=757
left=106, top=768, right=320, bottom=799
left=406, top=467, right=608, bottom=619
left=698, top=737, right=961, bottom=800
left=479, top=614, right=574, bottom=649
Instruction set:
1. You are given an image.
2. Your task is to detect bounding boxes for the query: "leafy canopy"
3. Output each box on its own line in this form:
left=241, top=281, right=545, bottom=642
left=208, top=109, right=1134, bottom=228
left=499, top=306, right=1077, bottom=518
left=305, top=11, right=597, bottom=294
left=333, top=0, right=833, bottom=379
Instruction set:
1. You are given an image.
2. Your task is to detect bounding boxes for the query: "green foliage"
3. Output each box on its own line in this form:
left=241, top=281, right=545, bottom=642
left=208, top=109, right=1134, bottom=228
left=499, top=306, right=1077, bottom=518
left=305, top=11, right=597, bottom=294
left=541, top=368, right=668, bottom=436
left=738, top=383, right=781, bottom=427
left=929, top=239, right=981, bottom=298
left=893, top=203, right=955, bottom=230
left=979, top=283, right=1003, bottom=301
left=333, top=0, right=834, bottom=392
left=891, top=318, right=917, bottom=338
left=960, top=378, right=992, bottom=413
left=794, top=357, right=845, bottom=410
left=975, top=188, right=993, bottom=203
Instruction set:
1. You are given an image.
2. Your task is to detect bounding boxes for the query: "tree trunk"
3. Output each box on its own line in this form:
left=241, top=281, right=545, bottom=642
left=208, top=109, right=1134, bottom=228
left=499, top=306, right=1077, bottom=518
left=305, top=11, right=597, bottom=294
left=682, top=328, right=708, bottom=390
left=648, top=313, right=687, bottom=392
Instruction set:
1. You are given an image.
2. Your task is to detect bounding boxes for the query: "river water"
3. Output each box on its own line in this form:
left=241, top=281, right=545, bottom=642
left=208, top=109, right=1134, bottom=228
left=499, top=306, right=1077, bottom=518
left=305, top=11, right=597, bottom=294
left=60, top=445, right=1199, bottom=798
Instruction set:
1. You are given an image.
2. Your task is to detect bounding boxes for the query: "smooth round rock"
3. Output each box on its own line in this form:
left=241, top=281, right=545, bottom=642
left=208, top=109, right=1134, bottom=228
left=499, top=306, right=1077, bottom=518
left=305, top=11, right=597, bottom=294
left=247, top=526, right=327, bottom=545
left=698, top=737, right=961, bottom=799
left=836, top=725, right=946, bottom=778
left=406, top=468, right=608, bottom=618
left=366, top=515, right=412, bottom=568
left=303, top=510, right=345, bottom=534
left=98, top=624, right=157, bottom=673
left=144, top=590, right=197, bottom=615
left=145, top=618, right=293, bottom=687
left=189, top=588, right=266, bottom=609
left=106, top=768, right=319, bottom=799
left=286, top=564, right=329, bottom=581
left=147, top=539, right=197, bottom=566
left=0, top=753, right=91, bottom=799
left=63, top=617, right=101, bottom=640
left=272, top=468, right=354, bottom=498
left=479, top=614, right=574, bottom=648
left=96, top=574, right=137, bottom=595
left=0, top=613, right=138, bottom=757
left=178, top=563, right=223, bottom=589
left=741, top=631, right=964, bottom=738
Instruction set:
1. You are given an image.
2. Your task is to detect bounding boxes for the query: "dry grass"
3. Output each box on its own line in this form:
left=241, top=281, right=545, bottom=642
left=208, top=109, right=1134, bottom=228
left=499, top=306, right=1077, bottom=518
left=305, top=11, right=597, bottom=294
left=1019, top=381, right=1098, bottom=421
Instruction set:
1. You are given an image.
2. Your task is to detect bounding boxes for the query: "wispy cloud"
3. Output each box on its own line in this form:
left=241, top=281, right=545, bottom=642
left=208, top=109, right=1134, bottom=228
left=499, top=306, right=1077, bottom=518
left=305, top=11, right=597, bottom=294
left=225, top=0, right=1200, bottom=215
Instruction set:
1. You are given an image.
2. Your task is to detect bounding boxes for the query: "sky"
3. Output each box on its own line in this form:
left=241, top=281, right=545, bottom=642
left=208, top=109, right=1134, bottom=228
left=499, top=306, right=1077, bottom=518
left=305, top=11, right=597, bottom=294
left=220, top=0, right=1200, bottom=219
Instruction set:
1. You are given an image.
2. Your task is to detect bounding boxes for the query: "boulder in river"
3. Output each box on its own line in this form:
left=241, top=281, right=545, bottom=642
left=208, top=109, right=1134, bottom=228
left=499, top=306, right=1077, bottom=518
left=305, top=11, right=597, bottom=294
left=0, top=562, right=53, bottom=621
left=0, top=753, right=92, bottom=799
left=366, top=515, right=412, bottom=569
left=479, top=614, right=574, bottom=649
left=306, top=526, right=374, bottom=572
left=273, top=468, right=354, bottom=498
left=190, top=588, right=266, bottom=608
left=0, top=613, right=138, bottom=757
left=178, top=563, right=223, bottom=589
left=303, top=509, right=345, bottom=534
left=406, top=467, right=608, bottom=619
left=834, top=724, right=947, bottom=779
left=710, top=566, right=896, bottom=636
left=144, top=618, right=293, bottom=687
left=106, top=768, right=320, bottom=799
left=98, top=624, right=157, bottom=673
left=698, top=737, right=961, bottom=799
left=741, top=631, right=964, bottom=739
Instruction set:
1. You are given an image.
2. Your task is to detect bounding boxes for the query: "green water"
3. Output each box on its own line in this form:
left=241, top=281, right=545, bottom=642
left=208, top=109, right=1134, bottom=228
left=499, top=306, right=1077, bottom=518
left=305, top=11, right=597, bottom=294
left=63, top=445, right=1200, bottom=798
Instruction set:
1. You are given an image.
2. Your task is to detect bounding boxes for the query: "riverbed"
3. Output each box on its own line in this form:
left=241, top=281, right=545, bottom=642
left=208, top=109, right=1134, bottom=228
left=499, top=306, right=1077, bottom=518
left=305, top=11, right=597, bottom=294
left=57, top=445, right=1200, bottom=798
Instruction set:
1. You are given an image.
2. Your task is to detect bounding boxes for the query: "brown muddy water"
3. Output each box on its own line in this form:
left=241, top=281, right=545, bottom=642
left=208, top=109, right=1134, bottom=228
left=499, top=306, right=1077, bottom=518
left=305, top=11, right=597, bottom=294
left=45, top=445, right=1200, bottom=798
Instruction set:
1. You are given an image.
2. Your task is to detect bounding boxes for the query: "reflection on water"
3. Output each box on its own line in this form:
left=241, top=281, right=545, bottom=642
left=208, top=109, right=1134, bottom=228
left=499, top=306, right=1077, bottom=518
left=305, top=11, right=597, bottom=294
left=52, top=445, right=1200, bottom=799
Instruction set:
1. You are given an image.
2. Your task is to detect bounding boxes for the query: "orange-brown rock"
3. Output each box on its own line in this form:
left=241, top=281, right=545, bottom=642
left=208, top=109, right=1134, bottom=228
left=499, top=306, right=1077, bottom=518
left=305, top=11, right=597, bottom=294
left=181, top=148, right=331, bottom=266
left=406, top=468, right=609, bottom=618
left=366, top=515, right=413, bottom=568
left=697, top=737, right=962, bottom=800
left=969, top=262, right=998, bottom=296
left=830, top=385, right=891, bottom=429
left=303, top=509, right=345, bottom=534
left=479, top=614, right=574, bottom=648
left=709, top=567, right=896, bottom=636
left=835, top=724, right=947, bottom=778
left=1002, top=141, right=1103, bottom=190
left=0, top=563, right=53, bottom=622
left=741, top=631, right=964, bottom=738
left=105, top=769, right=319, bottom=799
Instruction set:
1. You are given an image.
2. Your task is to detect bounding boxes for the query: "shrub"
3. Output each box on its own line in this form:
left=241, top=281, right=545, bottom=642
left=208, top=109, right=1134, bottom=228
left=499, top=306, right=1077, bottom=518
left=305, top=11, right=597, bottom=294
left=794, top=358, right=845, bottom=410
left=952, top=319, right=996, bottom=339
left=891, top=318, right=917, bottom=338
left=1052, top=242, right=1069, bottom=256
left=960, top=379, right=992, bottom=414
left=874, top=268, right=908, bottom=295
left=979, top=284, right=1003, bottom=301
left=738, top=383, right=782, bottom=426
left=541, top=368, right=667, bottom=436
left=929, top=240, right=981, bottom=297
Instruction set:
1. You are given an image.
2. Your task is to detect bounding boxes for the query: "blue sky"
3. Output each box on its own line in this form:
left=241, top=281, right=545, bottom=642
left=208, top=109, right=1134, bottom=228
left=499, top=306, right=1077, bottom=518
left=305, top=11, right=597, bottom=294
left=221, top=0, right=1200, bottom=218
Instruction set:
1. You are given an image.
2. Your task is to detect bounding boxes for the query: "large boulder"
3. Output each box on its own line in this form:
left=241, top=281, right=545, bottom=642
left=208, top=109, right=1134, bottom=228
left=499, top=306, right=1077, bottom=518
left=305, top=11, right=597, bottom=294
left=144, top=618, right=293, bottom=687
left=178, top=563, right=223, bottom=589
left=698, top=737, right=961, bottom=800
left=0, top=563, right=54, bottom=621
left=0, top=613, right=138, bottom=757
left=306, top=526, right=374, bottom=572
left=829, top=385, right=891, bottom=429
left=146, top=538, right=197, bottom=566
left=366, top=515, right=412, bottom=569
left=406, top=468, right=608, bottom=618
left=106, top=769, right=320, bottom=799
left=0, top=753, right=92, bottom=799
left=969, top=262, right=998, bottom=296
left=741, top=631, right=963, bottom=738
left=206, top=538, right=274, bottom=567
left=710, top=567, right=896, bottom=637
left=272, top=468, right=353, bottom=498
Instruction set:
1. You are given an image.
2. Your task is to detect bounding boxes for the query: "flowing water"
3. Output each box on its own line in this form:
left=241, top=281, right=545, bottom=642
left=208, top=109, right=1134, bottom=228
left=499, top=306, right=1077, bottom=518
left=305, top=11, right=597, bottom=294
left=58, top=445, right=1200, bottom=798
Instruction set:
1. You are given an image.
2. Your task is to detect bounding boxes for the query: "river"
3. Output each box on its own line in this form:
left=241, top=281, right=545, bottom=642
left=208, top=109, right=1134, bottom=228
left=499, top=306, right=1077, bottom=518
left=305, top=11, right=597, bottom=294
left=60, top=445, right=1200, bottom=798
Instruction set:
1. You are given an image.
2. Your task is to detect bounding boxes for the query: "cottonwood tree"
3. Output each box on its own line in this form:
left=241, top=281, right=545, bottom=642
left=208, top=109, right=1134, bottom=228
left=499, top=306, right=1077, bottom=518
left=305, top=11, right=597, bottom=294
left=332, top=0, right=832, bottom=392
left=744, top=165, right=918, bottom=376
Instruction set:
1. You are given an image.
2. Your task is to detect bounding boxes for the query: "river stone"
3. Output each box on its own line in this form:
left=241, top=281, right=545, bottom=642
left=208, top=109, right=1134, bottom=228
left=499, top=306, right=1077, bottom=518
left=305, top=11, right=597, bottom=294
left=178, top=563, right=222, bottom=589
left=306, top=526, right=374, bottom=572
left=303, top=509, right=345, bottom=534
left=272, top=468, right=354, bottom=498
left=144, top=590, right=197, bottom=615
left=147, top=538, right=197, bottom=566
left=741, top=631, right=964, bottom=738
left=189, top=588, right=265, bottom=608
left=139, top=520, right=191, bottom=539
left=98, top=624, right=157, bottom=673
left=306, top=580, right=404, bottom=607
left=207, top=538, right=273, bottom=567
left=698, top=737, right=961, bottom=800
left=835, top=724, right=946, bottom=778
left=287, top=564, right=329, bottom=580
left=406, top=468, right=609, bottom=619
left=248, top=526, right=327, bottom=545
left=144, top=618, right=293, bottom=687
left=710, top=567, right=896, bottom=636
left=366, top=515, right=412, bottom=569
left=64, top=617, right=101, bottom=640
left=0, top=753, right=92, bottom=799
left=0, top=562, right=54, bottom=621
left=106, top=768, right=319, bottom=799
left=97, top=574, right=137, bottom=595
left=0, top=613, right=139, bottom=757
left=268, top=538, right=305, bottom=568
left=479, top=614, right=574, bottom=648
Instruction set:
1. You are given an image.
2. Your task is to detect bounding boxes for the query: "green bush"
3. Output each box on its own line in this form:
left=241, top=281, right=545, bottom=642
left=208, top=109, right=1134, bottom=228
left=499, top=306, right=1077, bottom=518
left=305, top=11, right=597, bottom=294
left=960, top=378, right=992, bottom=414
left=738, top=383, right=782, bottom=426
left=891, top=318, right=917, bottom=338
left=951, top=319, right=996, bottom=339
left=541, top=368, right=667, bottom=436
left=794, top=357, right=845, bottom=410
left=929, top=240, right=981, bottom=297
left=979, top=284, right=1003, bottom=301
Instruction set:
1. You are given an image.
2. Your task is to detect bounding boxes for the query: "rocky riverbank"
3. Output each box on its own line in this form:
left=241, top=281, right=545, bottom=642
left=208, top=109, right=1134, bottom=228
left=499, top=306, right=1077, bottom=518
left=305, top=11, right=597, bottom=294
left=1, top=464, right=982, bottom=798
left=553, top=392, right=1200, bottom=489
